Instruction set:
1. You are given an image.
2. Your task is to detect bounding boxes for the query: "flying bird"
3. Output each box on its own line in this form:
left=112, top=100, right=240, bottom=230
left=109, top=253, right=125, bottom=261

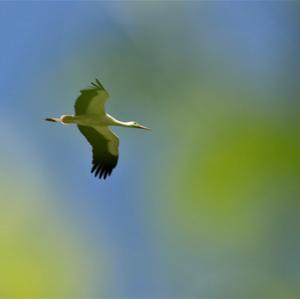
left=46, top=79, right=150, bottom=179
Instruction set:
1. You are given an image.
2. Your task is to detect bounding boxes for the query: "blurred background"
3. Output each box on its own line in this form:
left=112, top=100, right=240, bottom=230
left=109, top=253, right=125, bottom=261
left=0, top=1, right=299, bottom=298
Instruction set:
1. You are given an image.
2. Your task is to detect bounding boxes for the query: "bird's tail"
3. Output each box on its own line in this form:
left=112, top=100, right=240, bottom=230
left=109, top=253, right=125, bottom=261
left=45, top=117, right=61, bottom=123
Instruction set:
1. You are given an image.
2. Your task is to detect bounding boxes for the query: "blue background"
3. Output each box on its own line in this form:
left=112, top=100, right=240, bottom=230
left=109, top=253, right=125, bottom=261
left=0, top=2, right=299, bottom=297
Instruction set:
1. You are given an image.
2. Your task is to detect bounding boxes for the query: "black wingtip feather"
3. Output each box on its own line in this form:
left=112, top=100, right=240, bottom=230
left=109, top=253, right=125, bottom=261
left=91, top=164, right=97, bottom=173
left=91, top=82, right=98, bottom=88
left=95, top=78, right=101, bottom=86
left=94, top=166, right=101, bottom=177
left=99, top=168, right=106, bottom=178
left=77, top=126, right=118, bottom=180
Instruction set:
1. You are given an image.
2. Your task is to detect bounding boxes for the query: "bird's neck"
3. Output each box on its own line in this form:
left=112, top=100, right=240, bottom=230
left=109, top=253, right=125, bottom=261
left=107, top=114, right=131, bottom=127
left=113, top=120, right=132, bottom=127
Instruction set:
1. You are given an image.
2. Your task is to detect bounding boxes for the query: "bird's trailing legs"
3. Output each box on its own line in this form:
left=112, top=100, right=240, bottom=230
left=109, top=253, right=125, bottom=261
left=45, top=115, right=77, bottom=124
left=45, top=117, right=61, bottom=122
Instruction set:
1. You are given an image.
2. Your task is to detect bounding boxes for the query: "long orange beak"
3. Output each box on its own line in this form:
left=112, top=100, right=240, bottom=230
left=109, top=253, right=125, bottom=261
left=138, top=124, right=151, bottom=130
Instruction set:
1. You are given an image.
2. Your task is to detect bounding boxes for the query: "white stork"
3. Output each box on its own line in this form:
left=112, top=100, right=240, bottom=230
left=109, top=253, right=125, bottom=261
left=46, top=79, right=150, bottom=179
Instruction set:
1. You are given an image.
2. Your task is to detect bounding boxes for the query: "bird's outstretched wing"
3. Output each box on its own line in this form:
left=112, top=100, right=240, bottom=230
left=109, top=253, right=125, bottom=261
left=77, top=125, right=119, bottom=179
left=74, top=79, right=109, bottom=116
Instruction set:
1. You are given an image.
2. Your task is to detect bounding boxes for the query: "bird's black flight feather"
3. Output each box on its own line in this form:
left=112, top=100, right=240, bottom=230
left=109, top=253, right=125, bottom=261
left=74, top=79, right=109, bottom=116
left=77, top=125, right=118, bottom=179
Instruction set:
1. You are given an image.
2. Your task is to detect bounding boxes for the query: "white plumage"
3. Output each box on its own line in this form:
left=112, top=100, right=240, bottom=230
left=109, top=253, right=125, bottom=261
left=46, top=79, right=150, bottom=179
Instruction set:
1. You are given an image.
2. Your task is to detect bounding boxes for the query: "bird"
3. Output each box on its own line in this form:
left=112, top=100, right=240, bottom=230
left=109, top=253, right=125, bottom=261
left=46, top=79, right=150, bottom=179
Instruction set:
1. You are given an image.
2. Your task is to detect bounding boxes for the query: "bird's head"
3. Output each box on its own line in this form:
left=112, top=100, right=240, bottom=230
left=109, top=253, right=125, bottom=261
left=129, top=121, right=151, bottom=130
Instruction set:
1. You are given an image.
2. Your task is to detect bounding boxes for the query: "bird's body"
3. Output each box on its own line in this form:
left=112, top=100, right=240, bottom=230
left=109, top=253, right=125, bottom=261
left=46, top=79, right=150, bottom=179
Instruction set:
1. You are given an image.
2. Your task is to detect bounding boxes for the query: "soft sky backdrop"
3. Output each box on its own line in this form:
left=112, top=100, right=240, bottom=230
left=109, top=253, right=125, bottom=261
left=0, top=1, right=299, bottom=298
